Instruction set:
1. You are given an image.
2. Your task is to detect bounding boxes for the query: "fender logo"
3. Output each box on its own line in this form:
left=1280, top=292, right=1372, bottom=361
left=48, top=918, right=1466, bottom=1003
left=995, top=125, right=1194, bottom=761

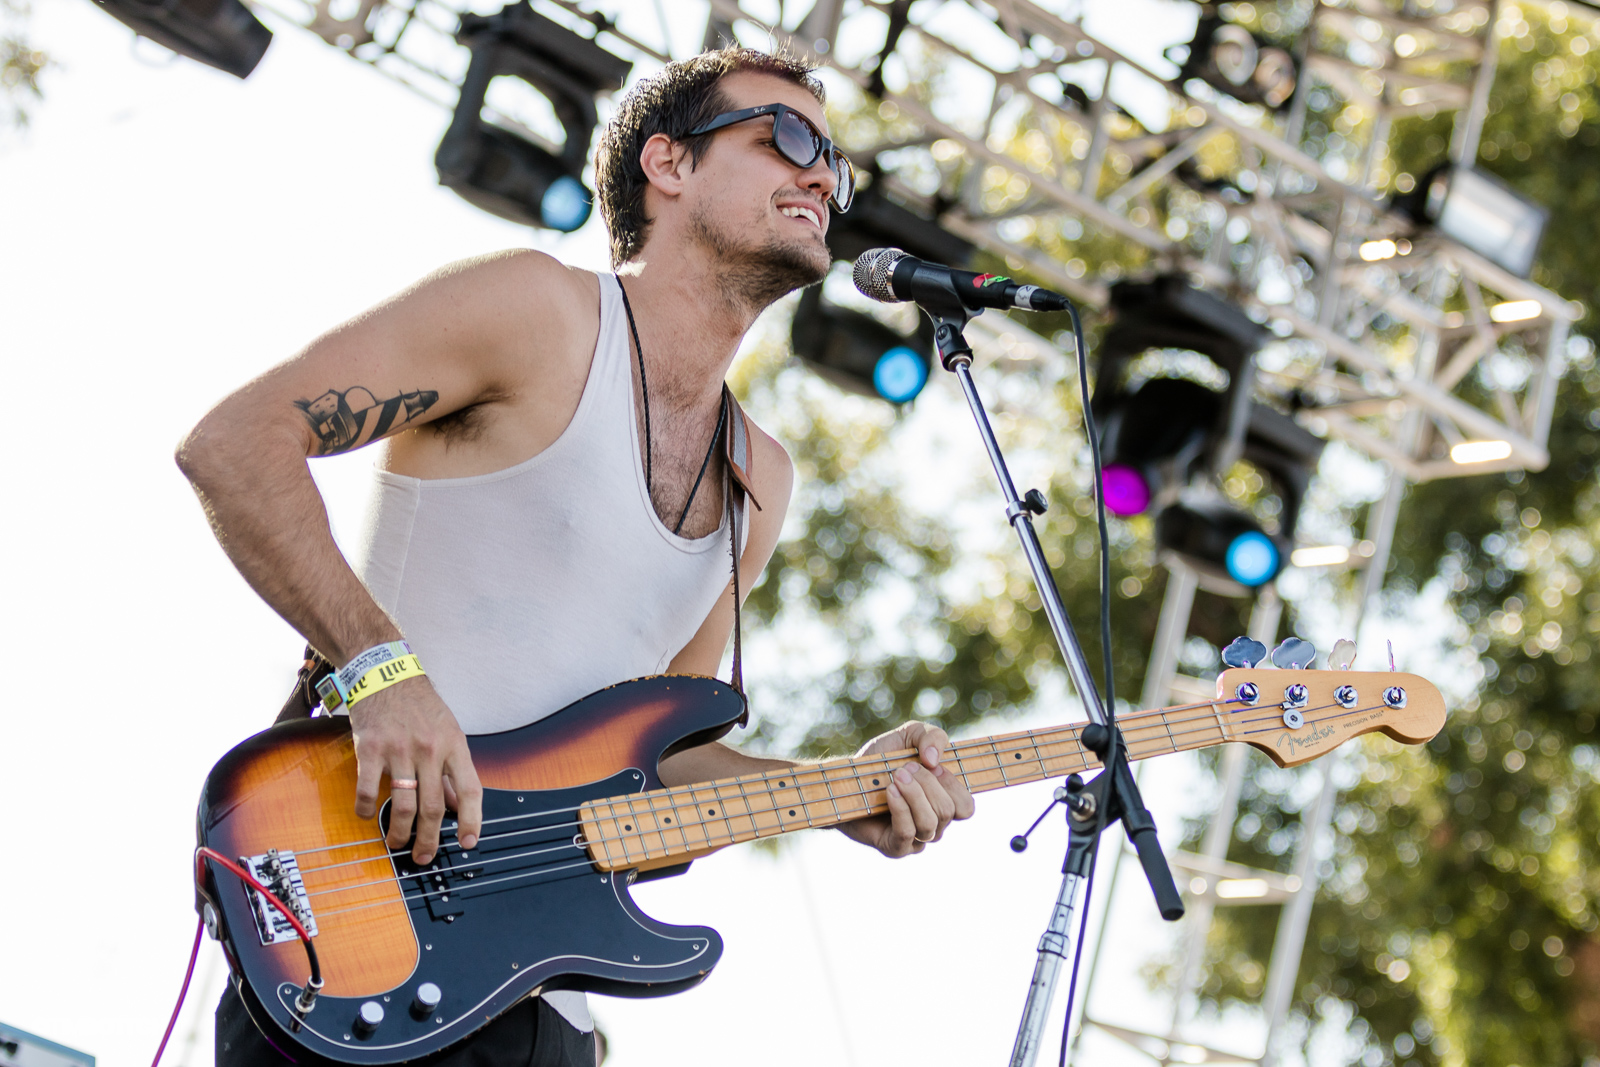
left=972, top=273, right=1011, bottom=288
left=1276, top=722, right=1336, bottom=755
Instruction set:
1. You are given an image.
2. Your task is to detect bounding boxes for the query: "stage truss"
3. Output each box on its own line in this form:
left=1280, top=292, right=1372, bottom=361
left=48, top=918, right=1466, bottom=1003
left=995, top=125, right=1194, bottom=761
left=250, top=0, right=1578, bottom=486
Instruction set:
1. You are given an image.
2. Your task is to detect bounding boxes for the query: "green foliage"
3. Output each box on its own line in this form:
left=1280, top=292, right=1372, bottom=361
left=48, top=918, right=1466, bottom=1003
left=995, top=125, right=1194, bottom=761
left=1192, top=6, right=1600, bottom=1066
left=1, top=0, right=47, bottom=130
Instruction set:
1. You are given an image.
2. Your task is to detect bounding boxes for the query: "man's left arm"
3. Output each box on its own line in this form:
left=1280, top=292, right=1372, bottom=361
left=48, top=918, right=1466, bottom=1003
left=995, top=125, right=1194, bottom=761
left=658, top=420, right=975, bottom=857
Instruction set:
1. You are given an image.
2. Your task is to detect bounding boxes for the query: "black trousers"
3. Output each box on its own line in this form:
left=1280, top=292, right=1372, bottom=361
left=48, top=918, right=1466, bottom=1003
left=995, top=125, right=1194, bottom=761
left=216, top=985, right=596, bottom=1067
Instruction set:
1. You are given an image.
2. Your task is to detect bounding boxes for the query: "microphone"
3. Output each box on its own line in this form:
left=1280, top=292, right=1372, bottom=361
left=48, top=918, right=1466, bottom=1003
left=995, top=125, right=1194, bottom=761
left=852, top=247, right=1072, bottom=314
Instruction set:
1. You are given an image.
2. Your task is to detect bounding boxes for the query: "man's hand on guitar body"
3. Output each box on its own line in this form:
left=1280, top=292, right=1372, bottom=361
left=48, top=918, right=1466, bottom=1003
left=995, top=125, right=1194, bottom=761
left=839, top=722, right=976, bottom=857
left=349, top=676, right=484, bottom=864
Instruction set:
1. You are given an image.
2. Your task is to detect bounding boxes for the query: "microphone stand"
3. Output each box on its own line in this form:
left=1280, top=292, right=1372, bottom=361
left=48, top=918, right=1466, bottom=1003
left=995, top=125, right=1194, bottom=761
left=912, top=285, right=1186, bottom=1067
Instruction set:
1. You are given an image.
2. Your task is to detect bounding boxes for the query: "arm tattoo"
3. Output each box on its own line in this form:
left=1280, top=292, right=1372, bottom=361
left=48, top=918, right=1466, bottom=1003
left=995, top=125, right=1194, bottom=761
left=294, top=386, right=440, bottom=456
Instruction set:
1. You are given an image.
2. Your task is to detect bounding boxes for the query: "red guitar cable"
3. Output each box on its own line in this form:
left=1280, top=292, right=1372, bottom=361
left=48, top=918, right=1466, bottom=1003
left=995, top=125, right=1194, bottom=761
left=151, top=848, right=325, bottom=1067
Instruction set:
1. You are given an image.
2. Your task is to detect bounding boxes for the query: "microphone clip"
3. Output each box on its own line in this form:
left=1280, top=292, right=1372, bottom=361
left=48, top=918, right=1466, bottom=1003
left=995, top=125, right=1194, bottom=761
left=932, top=318, right=974, bottom=370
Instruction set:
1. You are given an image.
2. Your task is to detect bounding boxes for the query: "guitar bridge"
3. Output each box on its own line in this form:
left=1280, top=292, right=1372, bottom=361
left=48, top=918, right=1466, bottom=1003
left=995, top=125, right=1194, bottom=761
left=241, top=849, right=318, bottom=946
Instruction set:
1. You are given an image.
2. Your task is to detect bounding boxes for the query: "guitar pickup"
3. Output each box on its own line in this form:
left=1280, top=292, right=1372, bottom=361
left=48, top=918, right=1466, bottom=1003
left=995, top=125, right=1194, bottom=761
left=395, top=842, right=484, bottom=924
left=241, top=849, right=318, bottom=946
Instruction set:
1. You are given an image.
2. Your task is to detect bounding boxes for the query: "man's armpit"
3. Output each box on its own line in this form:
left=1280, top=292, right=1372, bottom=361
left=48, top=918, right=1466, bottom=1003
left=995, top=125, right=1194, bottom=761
left=294, top=386, right=440, bottom=455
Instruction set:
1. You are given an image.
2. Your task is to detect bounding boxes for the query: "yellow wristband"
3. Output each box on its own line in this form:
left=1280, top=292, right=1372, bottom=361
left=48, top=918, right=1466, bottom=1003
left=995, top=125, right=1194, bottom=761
left=344, top=654, right=426, bottom=708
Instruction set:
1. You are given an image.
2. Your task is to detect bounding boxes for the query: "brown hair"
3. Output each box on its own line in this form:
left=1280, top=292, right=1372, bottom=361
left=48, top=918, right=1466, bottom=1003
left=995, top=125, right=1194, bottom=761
left=593, top=47, right=825, bottom=267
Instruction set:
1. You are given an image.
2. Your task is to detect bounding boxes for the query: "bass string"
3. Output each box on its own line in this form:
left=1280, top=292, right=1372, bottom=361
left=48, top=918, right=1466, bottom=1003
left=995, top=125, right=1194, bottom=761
left=304, top=727, right=1219, bottom=922
left=291, top=697, right=1255, bottom=878
left=1234, top=700, right=1390, bottom=737
left=297, top=697, right=1235, bottom=883
left=310, top=858, right=608, bottom=922
left=282, top=700, right=1389, bottom=920
left=302, top=708, right=1251, bottom=902
left=577, top=700, right=1393, bottom=859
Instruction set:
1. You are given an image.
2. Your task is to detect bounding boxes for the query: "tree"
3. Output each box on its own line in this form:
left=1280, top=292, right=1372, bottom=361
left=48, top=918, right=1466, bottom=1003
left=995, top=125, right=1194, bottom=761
left=1, top=0, right=48, bottom=130
left=1193, top=5, right=1600, bottom=1066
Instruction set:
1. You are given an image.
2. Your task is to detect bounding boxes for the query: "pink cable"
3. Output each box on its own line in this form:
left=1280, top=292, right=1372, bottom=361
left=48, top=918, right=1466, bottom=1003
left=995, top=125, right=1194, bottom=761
left=152, top=916, right=205, bottom=1067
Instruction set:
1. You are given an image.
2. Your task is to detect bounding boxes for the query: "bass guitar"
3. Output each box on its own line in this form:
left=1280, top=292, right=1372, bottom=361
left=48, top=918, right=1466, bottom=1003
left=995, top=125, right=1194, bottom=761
left=195, top=666, right=1444, bottom=1063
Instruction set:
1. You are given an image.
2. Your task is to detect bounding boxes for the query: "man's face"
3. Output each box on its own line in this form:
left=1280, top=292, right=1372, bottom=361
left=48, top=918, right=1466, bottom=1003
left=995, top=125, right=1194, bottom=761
left=681, top=71, right=838, bottom=305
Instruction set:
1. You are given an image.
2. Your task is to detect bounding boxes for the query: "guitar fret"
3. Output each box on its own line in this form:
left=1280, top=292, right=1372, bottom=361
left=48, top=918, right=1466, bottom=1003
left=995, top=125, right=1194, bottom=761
left=1025, top=730, right=1047, bottom=782
left=1211, top=700, right=1230, bottom=741
left=818, top=766, right=844, bottom=825
left=713, top=783, right=738, bottom=851
left=659, top=787, right=694, bottom=856
left=607, top=799, right=630, bottom=867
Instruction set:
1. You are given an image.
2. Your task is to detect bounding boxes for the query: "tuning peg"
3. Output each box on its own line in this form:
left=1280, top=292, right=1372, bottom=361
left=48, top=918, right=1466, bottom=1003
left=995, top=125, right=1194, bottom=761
left=1329, top=639, right=1357, bottom=671
left=1271, top=637, right=1317, bottom=670
left=1222, top=636, right=1267, bottom=669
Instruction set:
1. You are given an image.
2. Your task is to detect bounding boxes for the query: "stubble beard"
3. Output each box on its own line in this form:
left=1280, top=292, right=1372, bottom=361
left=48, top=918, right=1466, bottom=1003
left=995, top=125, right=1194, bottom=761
left=689, top=197, right=831, bottom=314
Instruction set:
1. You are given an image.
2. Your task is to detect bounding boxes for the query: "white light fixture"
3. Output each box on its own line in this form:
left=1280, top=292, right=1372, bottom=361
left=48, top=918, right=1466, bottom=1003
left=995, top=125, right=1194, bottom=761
left=1418, top=164, right=1549, bottom=277
left=1451, top=440, right=1514, bottom=464
left=1359, top=239, right=1398, bottom=261
left=1215, top=877, right=1272, bottom=899
left=1489, top=299, right=1542, bottom=323
left=1291, top=544, right=1351, bottom=568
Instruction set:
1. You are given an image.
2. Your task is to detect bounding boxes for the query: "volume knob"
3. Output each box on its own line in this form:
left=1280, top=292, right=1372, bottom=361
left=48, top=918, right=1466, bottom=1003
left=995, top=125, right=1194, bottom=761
left=353, top=1001, right=384, bottom=1036
left=411, top=982, right=443, bottom=1019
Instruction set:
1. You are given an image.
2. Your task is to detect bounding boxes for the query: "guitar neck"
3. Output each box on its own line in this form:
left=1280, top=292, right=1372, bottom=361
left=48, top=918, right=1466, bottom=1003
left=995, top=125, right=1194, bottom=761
left=578, top=696, right=1232, bottom=872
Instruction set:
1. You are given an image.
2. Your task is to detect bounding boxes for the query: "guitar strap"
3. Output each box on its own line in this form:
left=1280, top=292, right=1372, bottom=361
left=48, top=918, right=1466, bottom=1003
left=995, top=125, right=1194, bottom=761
left=721, top=383, right=761, bottom=726
left=277, top=384, right=763, bottom=728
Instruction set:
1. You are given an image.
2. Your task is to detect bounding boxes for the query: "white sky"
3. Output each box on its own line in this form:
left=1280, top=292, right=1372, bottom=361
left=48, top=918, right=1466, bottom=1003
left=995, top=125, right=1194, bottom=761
left=0, top=2, right=1351, bottom=1066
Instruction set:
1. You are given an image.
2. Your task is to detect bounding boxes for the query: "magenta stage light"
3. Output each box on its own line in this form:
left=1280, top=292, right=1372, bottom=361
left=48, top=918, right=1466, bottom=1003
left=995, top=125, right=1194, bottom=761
left=1102, top=464, right=1151, bottom=516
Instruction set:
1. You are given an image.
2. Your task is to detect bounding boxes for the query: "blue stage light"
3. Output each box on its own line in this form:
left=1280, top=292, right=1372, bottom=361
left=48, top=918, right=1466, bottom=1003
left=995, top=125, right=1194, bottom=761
left=1226, top=531, right=1280, bottom=586
left=873, top=346, right=928, bottom=403
left=541, top=177, right=592, bottom=233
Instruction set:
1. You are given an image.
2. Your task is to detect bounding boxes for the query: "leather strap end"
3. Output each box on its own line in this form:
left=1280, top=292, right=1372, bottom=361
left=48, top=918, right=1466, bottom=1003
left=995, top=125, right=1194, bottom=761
left=721, top=386, right=763, bottom=512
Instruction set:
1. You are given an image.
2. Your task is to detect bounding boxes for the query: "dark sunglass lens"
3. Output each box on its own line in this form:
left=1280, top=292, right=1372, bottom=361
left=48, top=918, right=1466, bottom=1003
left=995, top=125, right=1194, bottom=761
left=773, top=110, right=822, bottom=167
left=832, top=154, right=855, bottom=209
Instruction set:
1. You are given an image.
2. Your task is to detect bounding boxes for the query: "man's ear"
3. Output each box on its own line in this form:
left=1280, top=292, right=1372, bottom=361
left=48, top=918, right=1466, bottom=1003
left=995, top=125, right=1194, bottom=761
left=638, top=133, right=691, bottom=198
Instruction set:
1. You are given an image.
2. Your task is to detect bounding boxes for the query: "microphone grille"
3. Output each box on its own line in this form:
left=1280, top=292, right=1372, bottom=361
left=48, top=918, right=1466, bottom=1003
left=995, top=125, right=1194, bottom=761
left=852, top=247, right=907, bottom=303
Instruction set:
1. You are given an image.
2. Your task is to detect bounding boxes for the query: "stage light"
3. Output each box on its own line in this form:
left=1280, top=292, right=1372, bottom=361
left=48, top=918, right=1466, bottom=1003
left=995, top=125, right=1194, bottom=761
left=1169, top=14, right=1298, bottom=110
left=1091, top=276, right=1323, bottom=590
left=1400, top=163, right=1548, bottom=277
left=436, top=3, right=631, bottom=232
left=1490, top=299, right=1542, bottom=323
left=1451, top=439, right=1514, bottom=464
left=1102, top=464, right=1152, bottom=517
left=1156, top=501, right=1286, bottom=588
left=1290, top=544, right=1351, bottom=568
left=872, top=346, right=929, bottom=403
left=1215, top=877, right=1272, bottom=899
left=1227, top=531, right=1280, bottom=585
left=1095, top=378, right=1220, bottom=517
left=792, top=285, right=933, bottom=404
left=1091, top=278, right=1269, bottom=517
left=1359, top=239, right=1398, bottom=262
left=94, top=0, right=271, bottom=78
left=822, top=182, right=975, bottom=269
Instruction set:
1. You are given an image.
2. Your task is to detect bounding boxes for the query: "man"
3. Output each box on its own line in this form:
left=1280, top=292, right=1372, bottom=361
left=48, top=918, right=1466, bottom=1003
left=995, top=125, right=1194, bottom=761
left=179, top=46, right=974, bottom=1066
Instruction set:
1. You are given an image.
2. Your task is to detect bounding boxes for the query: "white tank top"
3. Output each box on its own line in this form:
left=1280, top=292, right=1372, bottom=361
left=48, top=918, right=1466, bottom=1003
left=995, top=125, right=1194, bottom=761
left=357, top=272, right=747, bottom=735
left=354, top=273, right=746, bottom=1032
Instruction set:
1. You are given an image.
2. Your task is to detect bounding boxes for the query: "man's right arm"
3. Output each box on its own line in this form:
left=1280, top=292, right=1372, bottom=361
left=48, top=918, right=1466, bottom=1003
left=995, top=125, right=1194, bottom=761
left=176, top=250, right=596, bottom=863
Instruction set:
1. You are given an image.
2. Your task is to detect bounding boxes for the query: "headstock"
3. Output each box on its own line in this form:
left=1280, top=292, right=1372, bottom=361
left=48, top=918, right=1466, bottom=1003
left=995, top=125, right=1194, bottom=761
left=1214, top=667, right=1447, bottom=768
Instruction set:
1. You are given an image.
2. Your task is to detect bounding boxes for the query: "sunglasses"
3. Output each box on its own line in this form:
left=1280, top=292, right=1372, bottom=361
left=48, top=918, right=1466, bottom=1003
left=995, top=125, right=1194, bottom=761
left=686, top=102, right=856, bottom=213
